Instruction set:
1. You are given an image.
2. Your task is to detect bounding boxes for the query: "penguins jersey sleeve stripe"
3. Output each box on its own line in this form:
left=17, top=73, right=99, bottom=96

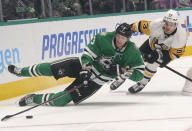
left=169, top=44, right=186, bottom=59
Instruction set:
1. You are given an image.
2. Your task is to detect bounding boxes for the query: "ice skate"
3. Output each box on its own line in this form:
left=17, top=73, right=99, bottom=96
left=128, top=82, right=146, bottom=94
left=8, top=65, right=22, bottom=76
left=110, top=77, right=125, bottom=90
left=19, top=94, right=36, bottom=106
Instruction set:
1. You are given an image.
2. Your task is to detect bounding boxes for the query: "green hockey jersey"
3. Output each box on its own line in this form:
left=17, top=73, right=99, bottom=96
left=81, top=32, right=144, bottom=85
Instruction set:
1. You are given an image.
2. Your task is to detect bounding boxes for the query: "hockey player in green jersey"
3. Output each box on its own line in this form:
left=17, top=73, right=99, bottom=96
left=8, top=23, right=144, bottom=107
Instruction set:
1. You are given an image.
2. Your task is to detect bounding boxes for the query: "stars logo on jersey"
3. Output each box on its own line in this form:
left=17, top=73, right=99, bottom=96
left=98, top=55, right=115, bottom=69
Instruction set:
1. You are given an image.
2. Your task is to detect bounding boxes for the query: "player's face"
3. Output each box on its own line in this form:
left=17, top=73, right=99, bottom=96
left=115, top=34, right=129, bottom=49
left=163, top=20, right=177, bottom=34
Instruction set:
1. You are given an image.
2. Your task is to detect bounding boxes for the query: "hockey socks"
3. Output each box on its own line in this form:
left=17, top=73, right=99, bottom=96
left=33, top=90, right=72, bottom=106
left=21, top=63, right=53, bottom=77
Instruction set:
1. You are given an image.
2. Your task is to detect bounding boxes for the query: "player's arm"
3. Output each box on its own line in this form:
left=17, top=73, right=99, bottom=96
left=110, top=61, right=144, bottom=91
left=131, top=20, right=151, bottom=35
left=128, top=66, right=144, bottom=82
left=81, top=35, right=101, bottom=66
left=127, top=59, right=145, bottom=82
left=121, top=51, right=145, bottom=82
left=168, top=44, right=186, bottom=60
left=150, top=44, right=186, bottom=68
left=110, top=49, right=145, bottom=90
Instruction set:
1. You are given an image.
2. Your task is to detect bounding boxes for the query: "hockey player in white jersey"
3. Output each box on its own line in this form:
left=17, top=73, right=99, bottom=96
left=110, top=9, right=188, bottom=93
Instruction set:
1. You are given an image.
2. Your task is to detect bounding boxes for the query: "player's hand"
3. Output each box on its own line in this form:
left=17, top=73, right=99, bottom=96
left=120, top=68, right=134, bottom=80
left=157, top=50, right=171, bottom=68
left=79, top=70, right=91, bottom=80
left=144, top=50, right=160, bottom=64
left=80, top=63, right=92, bottom=81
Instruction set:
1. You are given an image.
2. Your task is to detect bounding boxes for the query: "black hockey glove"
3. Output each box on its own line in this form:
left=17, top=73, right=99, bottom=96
left=79, top=70, right=92, bottom=81
left=143, top=50, right=159, bottom=64
left=79, top=69, right=93, bottom=87
left=158, top=50, right=172, bottom=68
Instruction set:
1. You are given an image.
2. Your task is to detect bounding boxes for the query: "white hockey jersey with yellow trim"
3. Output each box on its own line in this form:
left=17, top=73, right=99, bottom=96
left=132, top=19, right=187, bottom=60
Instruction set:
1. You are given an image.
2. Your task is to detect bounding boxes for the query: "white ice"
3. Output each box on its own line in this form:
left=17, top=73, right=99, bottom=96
left=1, top=56, right=192, bottom=131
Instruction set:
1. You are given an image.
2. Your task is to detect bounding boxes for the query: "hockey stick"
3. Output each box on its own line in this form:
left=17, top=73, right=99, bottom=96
left=156, top=61, right=192, bottom=82
left=1, top=81, right=85, bottom=121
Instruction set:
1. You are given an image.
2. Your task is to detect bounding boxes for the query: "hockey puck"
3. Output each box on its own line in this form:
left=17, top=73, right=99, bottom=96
left=26, top=115, right=33, bottom=119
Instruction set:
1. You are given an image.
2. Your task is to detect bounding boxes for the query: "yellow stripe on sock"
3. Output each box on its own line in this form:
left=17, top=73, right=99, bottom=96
left=144, top=71, right=153, bottom=77
left=0, top=77, right=74, bottom=101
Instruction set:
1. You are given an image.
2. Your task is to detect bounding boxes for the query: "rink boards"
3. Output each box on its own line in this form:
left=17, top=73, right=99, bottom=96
left=0, top=8, right=192, bottom=101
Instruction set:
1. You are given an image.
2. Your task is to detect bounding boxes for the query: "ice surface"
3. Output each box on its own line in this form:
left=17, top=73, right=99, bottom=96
left=1, top=56, right=192, bottom=131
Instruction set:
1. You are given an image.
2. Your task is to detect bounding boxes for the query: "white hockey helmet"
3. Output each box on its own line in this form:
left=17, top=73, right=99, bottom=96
left=163, top=9, right=180, bottom=25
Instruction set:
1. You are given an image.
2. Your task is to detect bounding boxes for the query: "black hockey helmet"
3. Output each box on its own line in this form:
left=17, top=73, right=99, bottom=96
left=115, top=23, right=133, bottom=38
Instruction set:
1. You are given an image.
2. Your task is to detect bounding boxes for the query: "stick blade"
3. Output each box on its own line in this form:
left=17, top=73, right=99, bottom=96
left=1, top=115, right=12, bottom=121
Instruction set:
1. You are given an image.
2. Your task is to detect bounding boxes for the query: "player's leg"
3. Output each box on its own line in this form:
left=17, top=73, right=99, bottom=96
left=18, top=78, right=82, bottom=106
left=19, top=76, right=102, bottom=106
left=8, top=62, right=53, bottom=77
left=8, top=57, right=81, bottom=79
left=50, top=57, right=82, bottom=80
left=129, top=39, right=158, bottom=93
left=17, top=57, right=83, bottom=106
left=18, top=90, right=73, bottom=106
left=66, top=77, right=102, bottom=105
left=128, top=63, right=158, bottom=93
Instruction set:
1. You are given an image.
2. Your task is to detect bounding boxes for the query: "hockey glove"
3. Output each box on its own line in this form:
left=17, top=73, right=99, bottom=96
left=79, top=70, right=92, bottom=81
left=79, top=69, right=93, bottom=87
left=110, top=68, right=134, bottom=90
left=158, top=50, right=172, bottom=68
left=143, top=50, right=159, bottom=64
left=120, top=68, right=134, bottom=80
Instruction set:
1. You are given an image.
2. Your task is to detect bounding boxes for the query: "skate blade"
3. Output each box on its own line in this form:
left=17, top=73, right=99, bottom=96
left=181, top=90, right=192, bottom=96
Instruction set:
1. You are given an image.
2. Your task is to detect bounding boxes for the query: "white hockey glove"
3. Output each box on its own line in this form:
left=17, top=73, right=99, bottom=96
left=110, top=68, right=134, bottom=90
left=119, top=68, right=134, bottom=80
